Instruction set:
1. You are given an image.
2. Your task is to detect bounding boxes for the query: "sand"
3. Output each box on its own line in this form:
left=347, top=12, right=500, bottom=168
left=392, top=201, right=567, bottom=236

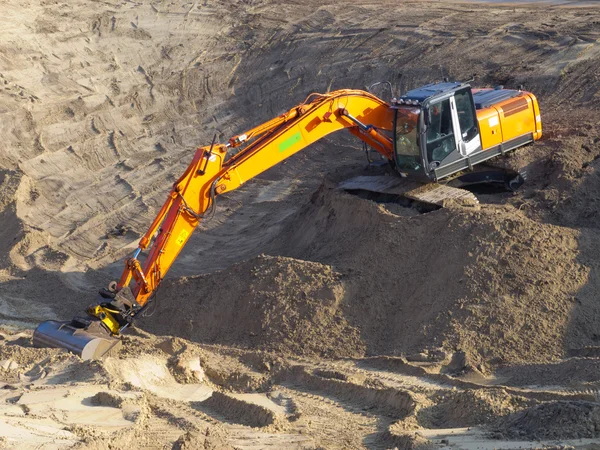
left=2, top=0, right=600, bottom=448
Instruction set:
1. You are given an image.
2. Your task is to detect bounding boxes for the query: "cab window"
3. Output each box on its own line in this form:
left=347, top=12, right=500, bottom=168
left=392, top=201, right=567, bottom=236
left=393, top=107, right=422, bottom=171
left=454, top=88, right=478, bottom=142
left=426, top=99, right=456, bottom=163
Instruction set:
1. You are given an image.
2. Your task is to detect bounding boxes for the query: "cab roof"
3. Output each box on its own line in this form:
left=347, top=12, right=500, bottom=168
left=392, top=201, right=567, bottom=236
left=400, top=81, right=463, bottom=103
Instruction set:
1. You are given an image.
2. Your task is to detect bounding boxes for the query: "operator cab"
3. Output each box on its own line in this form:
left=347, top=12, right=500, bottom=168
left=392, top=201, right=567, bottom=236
left=392, top=82, right=481, bottom=181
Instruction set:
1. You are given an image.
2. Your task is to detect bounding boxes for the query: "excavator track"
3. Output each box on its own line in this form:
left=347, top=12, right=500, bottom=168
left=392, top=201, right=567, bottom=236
left=339, top=175, right=479, bottom=207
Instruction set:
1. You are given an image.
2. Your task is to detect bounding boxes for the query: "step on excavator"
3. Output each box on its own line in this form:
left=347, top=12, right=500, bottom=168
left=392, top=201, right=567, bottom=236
left=33, top=80, right=542, bottom=359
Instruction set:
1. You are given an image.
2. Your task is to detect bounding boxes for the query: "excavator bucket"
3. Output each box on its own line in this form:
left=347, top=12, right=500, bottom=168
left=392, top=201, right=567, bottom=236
left=33, top=319, right=122, bottom=361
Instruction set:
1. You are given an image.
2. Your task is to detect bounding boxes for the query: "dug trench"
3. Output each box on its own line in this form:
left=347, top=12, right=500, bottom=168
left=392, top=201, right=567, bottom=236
left=2, top=0, right=600, bottom=448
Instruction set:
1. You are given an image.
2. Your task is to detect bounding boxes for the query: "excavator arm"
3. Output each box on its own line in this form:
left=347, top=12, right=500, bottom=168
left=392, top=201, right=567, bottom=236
left=32, top=89, right=394, bottom=358
left=100, top=89, right=393, bottom=332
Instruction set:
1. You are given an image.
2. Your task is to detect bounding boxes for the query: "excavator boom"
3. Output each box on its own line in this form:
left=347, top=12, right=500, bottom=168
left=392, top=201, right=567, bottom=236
left=132, top=89, right=393, bottom=307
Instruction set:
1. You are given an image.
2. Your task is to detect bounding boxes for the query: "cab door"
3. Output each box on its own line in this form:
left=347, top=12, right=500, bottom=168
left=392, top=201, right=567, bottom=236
left=424, top=97, right=457, bottom=166
left=450, top=88, right=481, bottom=156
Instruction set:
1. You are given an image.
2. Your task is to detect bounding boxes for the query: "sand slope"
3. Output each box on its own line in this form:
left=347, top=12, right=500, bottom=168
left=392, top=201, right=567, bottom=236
left=2, top=0, right=600, bottom=448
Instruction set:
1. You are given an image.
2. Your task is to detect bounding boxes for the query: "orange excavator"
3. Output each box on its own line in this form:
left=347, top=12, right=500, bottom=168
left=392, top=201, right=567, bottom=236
left=33, top=81, right=542, bottom=359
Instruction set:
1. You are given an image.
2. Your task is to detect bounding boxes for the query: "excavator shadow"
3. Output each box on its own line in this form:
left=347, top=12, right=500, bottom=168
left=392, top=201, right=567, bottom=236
left=343, top=186, right=441, bottom=214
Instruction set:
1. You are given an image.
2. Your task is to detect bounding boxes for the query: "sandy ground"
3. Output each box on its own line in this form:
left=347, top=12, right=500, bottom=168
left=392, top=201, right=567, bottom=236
left=2, top=0, right=600, bottom=448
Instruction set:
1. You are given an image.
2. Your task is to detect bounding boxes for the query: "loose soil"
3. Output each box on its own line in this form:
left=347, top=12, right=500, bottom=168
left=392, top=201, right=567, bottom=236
left=2, top=0, right=600, bottom=448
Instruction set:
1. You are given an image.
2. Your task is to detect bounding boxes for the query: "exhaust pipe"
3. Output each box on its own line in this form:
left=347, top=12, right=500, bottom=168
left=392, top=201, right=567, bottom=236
left=33, top=319, right=122, bottom=361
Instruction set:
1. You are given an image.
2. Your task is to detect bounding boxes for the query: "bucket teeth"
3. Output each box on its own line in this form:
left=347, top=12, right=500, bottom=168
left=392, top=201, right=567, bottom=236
left=33, top=319, right=122, bottom=361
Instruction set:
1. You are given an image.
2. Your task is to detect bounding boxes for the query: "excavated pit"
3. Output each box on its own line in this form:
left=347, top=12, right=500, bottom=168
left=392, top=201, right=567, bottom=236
left=2, top=0, right=600, bottom=448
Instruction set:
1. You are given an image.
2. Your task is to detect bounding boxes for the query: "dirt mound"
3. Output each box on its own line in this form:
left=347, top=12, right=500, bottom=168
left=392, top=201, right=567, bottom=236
left=142, top=183, right=586, bottom=366
left=199, top=391, right=283, bottom=429
left=0, top=340, right=63, bottom=366
left=172, top=429, right=233, bottom=450
left=420, top=388, right=532, bottom=428
left=143, top=255, right=364, bottom=358
left=378, top=424, right=433, bottom=450
left=270, top=184, right=585, bottom=365
left=498, top=401, right=600, bottom=440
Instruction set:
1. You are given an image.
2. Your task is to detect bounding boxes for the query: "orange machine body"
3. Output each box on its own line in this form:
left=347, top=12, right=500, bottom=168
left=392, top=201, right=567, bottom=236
left=475, top=89, right=542, bottom=151
left=391, top=82, right=541, bottom=181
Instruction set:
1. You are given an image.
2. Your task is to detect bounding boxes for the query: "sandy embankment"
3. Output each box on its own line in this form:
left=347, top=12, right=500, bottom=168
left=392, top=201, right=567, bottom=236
left=1, top=0, right=600, bottom=448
